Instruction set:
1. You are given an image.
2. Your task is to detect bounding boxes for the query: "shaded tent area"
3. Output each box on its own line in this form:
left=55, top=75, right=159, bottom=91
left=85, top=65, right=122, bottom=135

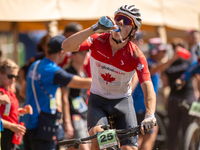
left=0, top=0, right=200, bottom=64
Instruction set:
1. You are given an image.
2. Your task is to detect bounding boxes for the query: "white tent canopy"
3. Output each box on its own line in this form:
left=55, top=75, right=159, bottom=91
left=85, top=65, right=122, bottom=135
left=0, top=0, right=199, bottom=31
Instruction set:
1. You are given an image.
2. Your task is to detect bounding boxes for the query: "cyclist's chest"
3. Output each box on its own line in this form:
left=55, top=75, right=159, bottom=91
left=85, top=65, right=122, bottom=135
left=90, top=47, right=135, bottom=72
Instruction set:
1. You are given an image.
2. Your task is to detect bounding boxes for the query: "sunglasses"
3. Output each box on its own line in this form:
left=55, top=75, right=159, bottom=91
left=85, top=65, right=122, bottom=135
left=114, top=14, right=135, bottom=28
left=7, top=74, right=19, bottom=80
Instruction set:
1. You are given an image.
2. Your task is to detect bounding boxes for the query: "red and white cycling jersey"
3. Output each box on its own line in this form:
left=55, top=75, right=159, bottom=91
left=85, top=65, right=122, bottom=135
left=79, top=33, right=151, bottom=99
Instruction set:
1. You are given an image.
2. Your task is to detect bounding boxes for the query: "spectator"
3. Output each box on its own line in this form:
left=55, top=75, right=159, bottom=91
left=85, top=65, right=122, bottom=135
left=19, top=34, right=50, bottom=100
left=185, top=30, right=200, bottom=100
left=58, top=22, right=84, bottom=68
left=0, top=59, right=32, bottom=150
left=61, top=51, right=90, bottom=150
left=18, top=34, right=50, bottom=86
left=176, top=42, right=200, bottom=90
left=132, top=37, right=179, bottom=150
left=0, top=94, right=10, bottom=150
left=185, top=30, right=200, bottom=63
left=161, top=38, right=196, bottom=150
left=58, top=22, right=91, bottom=77
left=21, top=35, right=91, bottom=150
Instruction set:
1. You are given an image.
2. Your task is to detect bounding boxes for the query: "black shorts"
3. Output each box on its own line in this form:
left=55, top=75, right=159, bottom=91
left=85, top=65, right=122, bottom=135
left=87, top=92, right=138, bottom=147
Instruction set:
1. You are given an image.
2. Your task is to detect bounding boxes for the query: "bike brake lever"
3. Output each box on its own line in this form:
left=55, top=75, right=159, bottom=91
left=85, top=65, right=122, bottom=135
left=66, top=144, right=76, bottom=149
left=101, top=125, right=110, bottom=130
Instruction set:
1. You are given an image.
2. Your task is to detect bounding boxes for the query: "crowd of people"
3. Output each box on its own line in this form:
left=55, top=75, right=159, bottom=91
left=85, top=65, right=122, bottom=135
left=0, top=4, right=200, bottom=150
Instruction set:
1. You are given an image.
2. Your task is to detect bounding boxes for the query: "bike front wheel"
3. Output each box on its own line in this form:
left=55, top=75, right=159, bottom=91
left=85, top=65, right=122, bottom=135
left=183, top=122, right=200, bottom=150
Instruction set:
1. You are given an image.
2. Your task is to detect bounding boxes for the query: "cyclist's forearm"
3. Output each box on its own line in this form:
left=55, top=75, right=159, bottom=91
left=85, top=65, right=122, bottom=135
left=141, top=81, right=156, bottom=114
left=62, top=27, right=95, bottom=52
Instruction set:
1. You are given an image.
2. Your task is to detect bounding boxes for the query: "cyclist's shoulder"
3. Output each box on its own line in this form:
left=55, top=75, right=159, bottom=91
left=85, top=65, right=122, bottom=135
left=127, top=41, right=145, bottom=58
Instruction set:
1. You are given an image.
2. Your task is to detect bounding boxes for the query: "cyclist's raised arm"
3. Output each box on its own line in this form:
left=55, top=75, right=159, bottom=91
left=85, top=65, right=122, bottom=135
left=62, top=27, right=94, bottom=52
left=62, top=17, right=117, bottom=52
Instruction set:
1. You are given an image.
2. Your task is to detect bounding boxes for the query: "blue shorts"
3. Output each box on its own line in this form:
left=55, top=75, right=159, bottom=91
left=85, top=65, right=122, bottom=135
left=87, top=93, right=138, bottom=147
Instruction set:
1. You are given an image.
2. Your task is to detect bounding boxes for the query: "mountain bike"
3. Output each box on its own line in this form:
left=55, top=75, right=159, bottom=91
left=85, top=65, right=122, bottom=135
left=183, top=101, right=200, bottom=150
left=58, top=116, right=144, bottom=150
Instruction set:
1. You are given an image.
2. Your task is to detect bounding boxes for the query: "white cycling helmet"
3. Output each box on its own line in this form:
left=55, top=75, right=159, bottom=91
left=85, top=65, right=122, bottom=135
left=114, top=5, right=142, bottom=31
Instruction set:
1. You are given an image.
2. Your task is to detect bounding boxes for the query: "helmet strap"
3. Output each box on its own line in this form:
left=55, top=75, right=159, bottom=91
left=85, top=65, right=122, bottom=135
left=112, top=27, right=134, bottom=44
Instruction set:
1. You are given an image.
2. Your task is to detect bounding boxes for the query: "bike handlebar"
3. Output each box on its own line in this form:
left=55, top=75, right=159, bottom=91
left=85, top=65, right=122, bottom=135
left=58, top=125, right=141, bottom=146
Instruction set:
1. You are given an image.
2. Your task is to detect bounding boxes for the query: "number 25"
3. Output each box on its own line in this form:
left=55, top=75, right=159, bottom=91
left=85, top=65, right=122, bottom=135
left=100, top=133, right=114, bottom=142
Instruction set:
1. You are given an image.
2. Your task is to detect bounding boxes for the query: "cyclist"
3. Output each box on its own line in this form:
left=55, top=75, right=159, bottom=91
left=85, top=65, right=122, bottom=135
left=176, top=42, right=200, bottom=90
left=62, top=4, right=157, bottom=150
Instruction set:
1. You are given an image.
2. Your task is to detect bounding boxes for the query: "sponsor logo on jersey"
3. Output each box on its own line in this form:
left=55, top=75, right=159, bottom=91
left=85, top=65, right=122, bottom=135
left=87, top=37, right=93, bottom=44
left=97, top=51, right=110, bottom=59
left=121, top=60, right=124, bottom=65
left=101, top=65, right=125, bottom=75
left=137, top=63, right=144, bottom=71
left=101, top=73, right=115, bottom=84
left=95, top=62, right=101, bottom=67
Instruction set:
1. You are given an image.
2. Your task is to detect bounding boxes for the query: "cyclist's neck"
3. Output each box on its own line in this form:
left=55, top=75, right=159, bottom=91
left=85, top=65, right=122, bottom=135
left=109, top=36, right=127, bottom=51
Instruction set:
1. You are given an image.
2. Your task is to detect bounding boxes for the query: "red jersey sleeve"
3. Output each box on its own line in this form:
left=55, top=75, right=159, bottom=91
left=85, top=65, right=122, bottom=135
left=79, top=34, right=99, bottom=51
left=130, top=44, right=151, bottom=83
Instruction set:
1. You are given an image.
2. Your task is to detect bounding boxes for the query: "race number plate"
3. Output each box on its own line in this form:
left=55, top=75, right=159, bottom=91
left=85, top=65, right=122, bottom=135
left=97, top=129, right=118, bottom=150
left=189, top=101, right=200, bottom=117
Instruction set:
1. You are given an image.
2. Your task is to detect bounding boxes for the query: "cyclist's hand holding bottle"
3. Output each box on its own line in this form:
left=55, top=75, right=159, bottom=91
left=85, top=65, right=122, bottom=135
left=140, top=113, right=157, bottom=135
left=92, top=16, right=118, bottom=33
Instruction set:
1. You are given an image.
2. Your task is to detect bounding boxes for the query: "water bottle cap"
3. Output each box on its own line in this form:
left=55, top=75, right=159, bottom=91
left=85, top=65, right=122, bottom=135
left=112, top=25, right=120, bottom=32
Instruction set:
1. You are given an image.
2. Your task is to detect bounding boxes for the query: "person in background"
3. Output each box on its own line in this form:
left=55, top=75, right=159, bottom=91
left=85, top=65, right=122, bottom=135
left=0, top=94, right=10, bottom=150
left=18, top=34, right=50, bottom=86
left=62, top=4, right=157, bottom=150
left=58, top=22, right=84, bottom=68
left=61, top=51, right=90, bottom=150
left=22, top=35, right=91, bottom=150
left=59, top=22, right=91, bottom=77
left=185, top=30, right=200, bottom=63
left=132, top=37, right=179, bottom=150
left=19, top=34, right=50, bottom=99
left=176, top=42, right=200, bottom=90
left=59, top=22, right=91, bottom=145
left=0, top=59, right=32, bottom=150
left=161, top=38, right=196, bottom=150
left=185, top=30, right=200, bottom=101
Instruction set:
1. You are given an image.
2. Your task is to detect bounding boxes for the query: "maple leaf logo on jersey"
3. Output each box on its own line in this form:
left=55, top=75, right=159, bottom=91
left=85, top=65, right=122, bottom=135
left=101, top=73, right=115, bottom=84
left=137, top=63, right=144, bottom=71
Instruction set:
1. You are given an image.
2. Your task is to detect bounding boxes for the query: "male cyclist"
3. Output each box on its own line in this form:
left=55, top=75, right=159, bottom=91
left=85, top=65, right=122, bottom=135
left=62, top=5, right=157, bottom=150
left=176, top=42, right=200, bottom=90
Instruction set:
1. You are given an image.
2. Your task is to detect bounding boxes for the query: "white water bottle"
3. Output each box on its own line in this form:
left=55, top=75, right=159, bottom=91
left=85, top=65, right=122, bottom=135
left=4, top=102, right=11, bottom=116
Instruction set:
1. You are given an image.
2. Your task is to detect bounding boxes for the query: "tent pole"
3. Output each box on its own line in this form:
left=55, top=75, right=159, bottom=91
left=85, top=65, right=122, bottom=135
left=12, top=22, right=18, bottom=64
left=155, top=26, right=167, bottom=44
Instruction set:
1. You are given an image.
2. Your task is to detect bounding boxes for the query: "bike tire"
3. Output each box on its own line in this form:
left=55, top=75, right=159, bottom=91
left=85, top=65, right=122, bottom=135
left=153, top=112, right=167, bottom=150
left=183, top=122, right=200, bottom=150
